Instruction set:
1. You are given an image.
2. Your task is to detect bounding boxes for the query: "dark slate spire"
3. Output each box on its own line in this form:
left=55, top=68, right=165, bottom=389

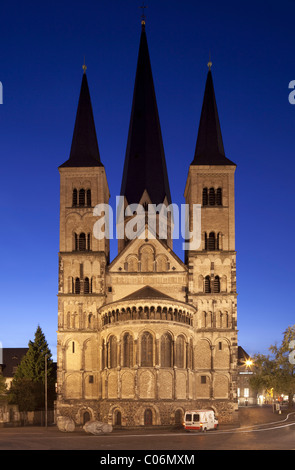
left=191, top=66, right=235, bottom=166
left=120, top=22, right=172, bottom=205
left=59, top=69, right=103, bottom=168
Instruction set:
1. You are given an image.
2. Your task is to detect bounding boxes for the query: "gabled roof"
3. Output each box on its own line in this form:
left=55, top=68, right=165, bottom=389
left=59, top=72, right=103, bottom=168
left=238, top=346, right=250, bottom=366
left=120, top=23, right=171, bottom=205
left=121, top=285, right=173, bottom=301
left=191, top=68, right=236, bottom=166
left=108, top=227, right=187, bottom=273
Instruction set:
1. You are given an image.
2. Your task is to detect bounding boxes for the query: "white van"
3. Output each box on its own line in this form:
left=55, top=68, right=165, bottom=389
left=183, top=410, right=218, bottom=432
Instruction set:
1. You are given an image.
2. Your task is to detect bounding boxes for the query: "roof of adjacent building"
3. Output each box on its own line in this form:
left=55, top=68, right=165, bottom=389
left=191, top=68, right=236, bottom=166
left=238, top=346, right=250, bottom=366
left=59, top=72, right=103, bottom=168
left=0, top=348, right=28, bottom=377
left=120, top=23, right=172, bottom=205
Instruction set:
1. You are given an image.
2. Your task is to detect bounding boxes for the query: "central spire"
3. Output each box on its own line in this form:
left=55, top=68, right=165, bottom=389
left=120, top=21, right=171, bottom=206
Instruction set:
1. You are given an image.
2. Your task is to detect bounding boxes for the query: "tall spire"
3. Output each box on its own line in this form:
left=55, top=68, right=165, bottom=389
left=59, top=67, right=103, bottom=168
left=120, top=22, right=171, bottom=205
left=191, top=66, right=235, bottom=166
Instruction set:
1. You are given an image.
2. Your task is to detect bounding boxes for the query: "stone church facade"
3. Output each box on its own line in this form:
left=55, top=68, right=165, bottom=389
left=56, top=20, right=238, bottom=427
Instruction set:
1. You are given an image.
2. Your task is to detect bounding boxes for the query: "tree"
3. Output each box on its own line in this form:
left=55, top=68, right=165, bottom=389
left=0, top=372, right=7, bottom=404
left=9, top=326, right=56, bottom=411
left=250, top=325, right=295, bottom=409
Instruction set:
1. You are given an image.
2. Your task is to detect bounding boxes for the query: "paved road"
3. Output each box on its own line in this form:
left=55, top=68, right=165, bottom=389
left=1, top=407, right=294, bottom=452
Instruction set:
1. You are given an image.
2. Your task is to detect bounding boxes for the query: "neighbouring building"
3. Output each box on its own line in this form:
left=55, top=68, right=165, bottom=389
left=0, top=348, right=28, bottom=390
left=237, top=346, right=256, bottom=406
left=56, top=18, right=238, bottom=427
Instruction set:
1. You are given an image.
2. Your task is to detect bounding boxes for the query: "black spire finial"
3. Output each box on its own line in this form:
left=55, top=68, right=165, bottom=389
left=139, top=3, right=148, bottom=29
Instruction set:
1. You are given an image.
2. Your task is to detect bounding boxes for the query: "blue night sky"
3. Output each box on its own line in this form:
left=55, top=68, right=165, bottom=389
left=0, top=0, right=294, bottom=361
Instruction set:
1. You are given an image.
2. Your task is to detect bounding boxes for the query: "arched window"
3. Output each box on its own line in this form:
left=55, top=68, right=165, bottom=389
left=126, top=256, right=138, bottom=272
left=88, top=313, right=93, bottom=328
left=141, top=332, right=153, bottom=367
left=208, top=232, right=216, bottom=251
left=123, top=333, right=133, bottom=367
left=140, top=246, right=154, bottom=272
left=84, top=277, right=90, bottom=294
left=175, top=335, right=185, bottom=368
left=214, top=276, right=220, bottom=293
left=79, top=233, right=86, bottom=251
left=216, top=188, right=222, bottom=205
left=75, top=278, right=80, bottom=294
left=102, top=341, right=106, bottom=369
left=86, top=189, right=91, bottom=207
left=204, top=276, right=211, bottom=293
left=72, top=189, right=78, bottom=207
left=79, top=189, right=85, bottom=207
left=202, top=187, right=208, bottom=206
left=156, top=255, right=168, bottom=272
left=209, top=187, right=215, bottom=206
left=161, top=333, right=173, bottom=367
left=108, top=336, right=117, bottom=368
left=217, top=232, right=221, bottom=250
left=144, top=409, right=153, bottom=426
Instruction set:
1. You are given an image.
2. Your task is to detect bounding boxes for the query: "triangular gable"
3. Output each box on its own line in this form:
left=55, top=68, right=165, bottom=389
left=108, top=227, right=187, bottom=273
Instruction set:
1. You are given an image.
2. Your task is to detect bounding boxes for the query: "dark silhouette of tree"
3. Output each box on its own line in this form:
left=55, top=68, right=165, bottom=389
left=9, top=326, right=56, bottom=411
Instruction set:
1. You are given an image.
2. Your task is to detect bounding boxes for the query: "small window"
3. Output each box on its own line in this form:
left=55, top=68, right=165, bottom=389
left=205, top=276, right=211, bottom=293
left=72, top=341, right=75, bottom=353
left=79, top=233, right=86, bottom=251
left=79, top=189, right=85, bottom=207
left=219, top=341, right=222, bottom=350
left=75, top=278, right=80, bottom=294
left=201, top=375, right=207, bottom=384
left=202, top=188, right=208, bottom=206
left=216, top=188, right=222, bottom=205
left=209, top=187, right=215, bottom=205
left=214, top=276, right=220, bottom=293
left=86, top=189, right=91, bottom=207
left=84, top=277, right=90, bottom=294
left=208, top=232, right=216, bottom=251
left=89, top=375, right=94, bottom=384
left=72, top=189, right=78, bottom=206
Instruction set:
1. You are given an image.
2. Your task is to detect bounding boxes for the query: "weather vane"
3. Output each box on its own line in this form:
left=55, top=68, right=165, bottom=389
left=140, top=3, right=148, bottom=26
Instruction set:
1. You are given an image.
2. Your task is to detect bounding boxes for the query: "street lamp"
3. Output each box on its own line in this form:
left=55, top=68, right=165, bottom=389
left=45, top=353, right=47, bottom=428
left=245, top=359, right=253, bottom=368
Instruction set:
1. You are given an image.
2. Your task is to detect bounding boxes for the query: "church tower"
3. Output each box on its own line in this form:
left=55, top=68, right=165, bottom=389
left=57, top=68, right=110, bottom=412
left=184, top=63, right=238, bottom=410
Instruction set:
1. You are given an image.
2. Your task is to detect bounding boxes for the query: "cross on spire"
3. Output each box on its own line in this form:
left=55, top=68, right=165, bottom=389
left=207, top=51, right=212, bottom=70
left=139, top=3, right=148, bottom=28
left=82, top=56, right=87, bottom=74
